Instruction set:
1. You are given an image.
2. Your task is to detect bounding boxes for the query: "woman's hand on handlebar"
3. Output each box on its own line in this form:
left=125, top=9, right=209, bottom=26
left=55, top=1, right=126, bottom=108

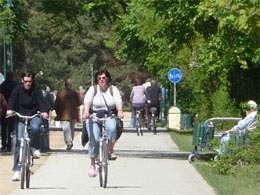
left=41, top=112, right=49, bottom=119
left=6, top=110, right=14, bottom=117
left=82, top=111, right=90, bottom=120
left=117, top=110, right=124, bottom=119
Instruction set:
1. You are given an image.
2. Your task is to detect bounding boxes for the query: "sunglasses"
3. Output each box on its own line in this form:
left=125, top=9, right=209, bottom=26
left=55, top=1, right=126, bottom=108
left=98, top=76, right=107, bottom=81
left=23, top=80, right=32, bottom=83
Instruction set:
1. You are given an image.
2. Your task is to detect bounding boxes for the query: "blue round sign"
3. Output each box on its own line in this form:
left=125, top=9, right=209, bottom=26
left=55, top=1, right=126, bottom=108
left=167, top=68, right=182, bottom=84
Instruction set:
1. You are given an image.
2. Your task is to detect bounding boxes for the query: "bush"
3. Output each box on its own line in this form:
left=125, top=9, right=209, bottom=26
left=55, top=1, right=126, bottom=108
left=212, top=128, right=260, bottom=175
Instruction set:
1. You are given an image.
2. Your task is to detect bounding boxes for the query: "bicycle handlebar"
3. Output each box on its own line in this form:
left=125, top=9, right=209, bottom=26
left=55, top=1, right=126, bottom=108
left=8, top=111, right=42, bottom=120
left=89, top=114, right=117, bottom=122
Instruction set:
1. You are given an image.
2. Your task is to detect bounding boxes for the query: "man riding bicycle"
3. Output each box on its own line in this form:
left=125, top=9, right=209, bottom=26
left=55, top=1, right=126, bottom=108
left=7, top=72, right=48, bottom=181
left=145, top=80, right=161, bottom=126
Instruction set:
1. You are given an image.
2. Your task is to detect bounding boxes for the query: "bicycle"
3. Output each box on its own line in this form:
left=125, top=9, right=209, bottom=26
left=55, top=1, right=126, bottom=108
left=148, top=107, right=158, bottom=135
left=135, top=108, right=144, bottom=136
left=9, top=111, right=41, bottom=189
left=90, top=114, right=115, bottom=188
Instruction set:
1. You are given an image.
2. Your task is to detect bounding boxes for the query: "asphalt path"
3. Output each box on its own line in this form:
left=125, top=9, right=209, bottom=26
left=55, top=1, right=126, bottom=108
left=11, top=129, right=216, bottom=195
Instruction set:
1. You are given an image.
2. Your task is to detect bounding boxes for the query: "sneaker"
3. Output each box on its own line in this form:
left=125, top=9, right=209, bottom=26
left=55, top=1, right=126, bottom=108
left=12, top=171, right=20, bottom=181
left=33, top=149, right=41, bottom=159
left=109, top=153, right=117, bottom=160
left=88, top=167, right=97, bottom=177
left=66, top=143, right=73, bottom=151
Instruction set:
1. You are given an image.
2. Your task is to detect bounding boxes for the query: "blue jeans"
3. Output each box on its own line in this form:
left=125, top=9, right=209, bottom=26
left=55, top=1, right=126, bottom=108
left=61, top=121, right=75, bottom=146
left=219, top=130, right=245, bottom=155
left=85, top=117, right=116, bottom=158
left=13, top=117, right=43, bottom=171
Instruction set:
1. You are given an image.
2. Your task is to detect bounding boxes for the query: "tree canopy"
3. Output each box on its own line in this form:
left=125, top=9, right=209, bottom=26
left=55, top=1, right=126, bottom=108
left=0, top=0, right=259, bottom=119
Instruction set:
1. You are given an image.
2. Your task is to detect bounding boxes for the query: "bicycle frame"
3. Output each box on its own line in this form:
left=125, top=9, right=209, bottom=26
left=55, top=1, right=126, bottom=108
left=11, top=112, right=41, bottom=189
left=90, top=114, right=114, bottom=188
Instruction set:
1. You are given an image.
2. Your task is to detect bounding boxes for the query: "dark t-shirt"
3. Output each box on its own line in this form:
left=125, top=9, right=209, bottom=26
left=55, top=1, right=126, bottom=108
left=146, top=84, right=161, bottom=106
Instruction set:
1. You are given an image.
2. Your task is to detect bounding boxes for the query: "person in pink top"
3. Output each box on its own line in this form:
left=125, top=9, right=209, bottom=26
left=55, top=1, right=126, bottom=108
left=130, top=78, right=147, bottom=127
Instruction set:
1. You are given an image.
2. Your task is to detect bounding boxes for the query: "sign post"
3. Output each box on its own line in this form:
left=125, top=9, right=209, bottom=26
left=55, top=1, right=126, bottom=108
left=167, top=68, right=182, bottom=106
left=167, top=68, right=182, bottom=130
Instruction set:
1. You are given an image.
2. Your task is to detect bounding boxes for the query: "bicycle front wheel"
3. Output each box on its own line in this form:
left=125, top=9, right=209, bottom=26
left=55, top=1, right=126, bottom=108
left=26, top=145, right=32, bottom=188
left=99, top=141, right=108, bottom=188
left=20, top=142, right=28, bottom=189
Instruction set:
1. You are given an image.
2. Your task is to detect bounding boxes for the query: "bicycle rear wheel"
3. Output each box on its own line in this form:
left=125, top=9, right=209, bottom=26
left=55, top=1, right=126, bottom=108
left=152, top=116, right=157, bottom=135
left=20, top=142, right=28, bottom=189
left=99, top=141, right=108, bottom=188
left=136, top=115, right=140, bottom=136
left=139, top=117, right=143, bottom=136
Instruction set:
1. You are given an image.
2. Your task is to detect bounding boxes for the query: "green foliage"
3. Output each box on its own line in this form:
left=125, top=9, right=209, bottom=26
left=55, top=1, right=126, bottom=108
left=111, top=0, right=260, bottom=120
left=211, top=86, right=238, bottom=117
left=213, top=128, right=260, bottom=175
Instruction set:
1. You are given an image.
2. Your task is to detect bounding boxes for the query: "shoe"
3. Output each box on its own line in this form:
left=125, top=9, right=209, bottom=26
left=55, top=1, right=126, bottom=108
left=88, top=167, right=97, bottom=177
left=12, top=171, right=20, bottom=181
left=66, top=143, right=73, bottom=151
left=33, top=149, right=41, bottom=159
left=1, top=146, right=8, bottom=152
left=109, top=153, right=117, bottom=160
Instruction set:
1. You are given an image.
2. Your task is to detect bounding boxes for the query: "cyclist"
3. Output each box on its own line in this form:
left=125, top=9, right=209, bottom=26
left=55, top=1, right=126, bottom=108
left=130, top=78, right=147, bottom=127
left=7, top=72, right=48, bottom=181
left=83, top=69, right=123, bottom=177
left=145, top=80, right=162, bottom=125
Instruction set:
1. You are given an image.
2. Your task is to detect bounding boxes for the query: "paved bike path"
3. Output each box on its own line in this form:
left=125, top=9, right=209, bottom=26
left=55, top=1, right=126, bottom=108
left=11, top=131, right=216, bottom=195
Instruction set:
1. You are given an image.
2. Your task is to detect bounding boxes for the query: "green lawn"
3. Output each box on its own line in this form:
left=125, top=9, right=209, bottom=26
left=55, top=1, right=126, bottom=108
left=169, top=129, right=260, bottom=195
left=168, top=130, right=193, bottom=151
left=195, top=163, right=260, bottom=195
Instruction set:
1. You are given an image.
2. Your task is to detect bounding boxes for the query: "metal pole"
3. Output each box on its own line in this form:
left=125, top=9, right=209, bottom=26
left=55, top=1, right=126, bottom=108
left=10, top=36, right=13, bottom=71
left=3, top=30, right=7, bottom=78
left=91, top=63, right=94, bottom=85
left=174, top=83, right=176, bottom=107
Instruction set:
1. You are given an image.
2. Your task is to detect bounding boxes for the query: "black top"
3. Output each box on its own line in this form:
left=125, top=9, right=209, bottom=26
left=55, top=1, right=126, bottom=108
left=0, top=79, right=18, bottom=101
left=8, top=84, right=48, bottom=116
left=146, top=84, right=161, bottom=106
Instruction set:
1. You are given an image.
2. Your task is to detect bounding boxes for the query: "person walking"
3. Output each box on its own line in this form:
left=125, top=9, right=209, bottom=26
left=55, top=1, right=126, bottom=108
left=0, top=71, right=17, bottom=152
left=54, top=79, right=80, bottom=151
left=83, top=69, right=123, bottom=177
left=7, top=72, right=48, bottom=181
left=0, top=91, right=8, bottom=151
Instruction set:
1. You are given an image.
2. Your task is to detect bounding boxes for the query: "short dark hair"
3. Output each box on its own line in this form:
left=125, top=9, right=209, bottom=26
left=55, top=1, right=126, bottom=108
left=95, top=69, right=112, bottom=84
left=64, top=78, right=72, bottom=88
left=21, top=72, right=34, bottom=80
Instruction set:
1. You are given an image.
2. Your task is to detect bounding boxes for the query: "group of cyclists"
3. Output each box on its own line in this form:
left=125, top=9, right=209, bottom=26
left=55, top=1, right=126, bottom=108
left=0, top=69, right=161, bottom=182
left=130, top=77, right=162, bottom=130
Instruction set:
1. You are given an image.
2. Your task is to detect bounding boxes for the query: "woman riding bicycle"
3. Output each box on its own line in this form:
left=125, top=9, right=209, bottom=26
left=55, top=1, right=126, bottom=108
left=130, top=78, right=147, bottom=127
left=83, top=69, right=123, bottom=177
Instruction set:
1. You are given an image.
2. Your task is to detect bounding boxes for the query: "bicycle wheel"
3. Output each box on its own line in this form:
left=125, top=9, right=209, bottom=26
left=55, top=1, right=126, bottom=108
left=139, top=117, right=143, bottom=136
left=99, top=140, right=108, bottom=188
left=20, top=142, right=28, bottom=189
left=136, top=115, right=140, bottom=136
left=152, top=115, right=157, bottom=135
left=26, top=145, right=31, bottom=188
